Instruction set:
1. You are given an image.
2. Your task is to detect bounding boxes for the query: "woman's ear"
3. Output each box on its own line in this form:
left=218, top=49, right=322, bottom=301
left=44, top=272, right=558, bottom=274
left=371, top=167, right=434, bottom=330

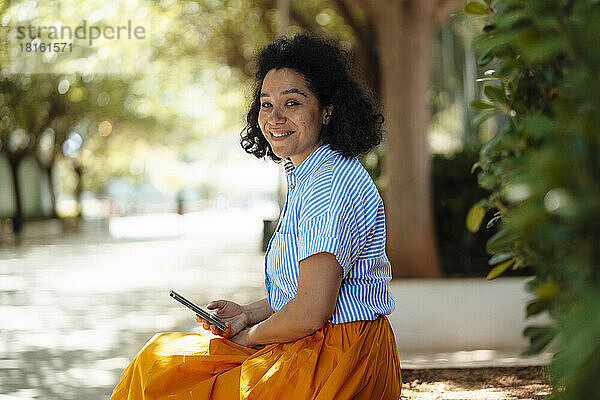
left=322, top=104, right=334, bottom=125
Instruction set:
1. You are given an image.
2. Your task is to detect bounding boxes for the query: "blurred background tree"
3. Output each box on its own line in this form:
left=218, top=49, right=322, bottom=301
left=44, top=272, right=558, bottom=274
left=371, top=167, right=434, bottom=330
left=466, top=0, right=600, bottom=397
left=1, top=0, right=505, bottom=279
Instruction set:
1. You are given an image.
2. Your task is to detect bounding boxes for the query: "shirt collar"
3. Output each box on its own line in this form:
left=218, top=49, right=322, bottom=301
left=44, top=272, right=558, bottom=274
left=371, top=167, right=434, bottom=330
left=283, top=143, right=337, bottom=183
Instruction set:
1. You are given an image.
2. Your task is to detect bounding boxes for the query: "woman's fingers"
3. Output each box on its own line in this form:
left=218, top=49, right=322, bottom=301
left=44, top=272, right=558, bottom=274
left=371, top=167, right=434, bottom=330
left=196, top=315, right=212, bottom=331
left=196, top=314, right=231, bottom=337
left=206, top=300, right=225, bottom=310
left=222, top=323, right=232, bottom=338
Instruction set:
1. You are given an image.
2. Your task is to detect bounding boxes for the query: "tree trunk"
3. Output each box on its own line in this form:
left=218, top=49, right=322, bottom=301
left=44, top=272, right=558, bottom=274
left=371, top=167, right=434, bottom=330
left=369, top=0, right=443, bottom=278
left=73, top=162, right=83, bottom=219
left=8, top=157, right=24, bottom=237
left=45, top=162, right=58, bottom=219
left=35, top=155, right=58, bottom=219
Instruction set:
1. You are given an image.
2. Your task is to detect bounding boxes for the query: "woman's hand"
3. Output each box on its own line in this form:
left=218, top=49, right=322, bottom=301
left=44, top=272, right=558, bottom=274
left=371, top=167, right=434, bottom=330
left=196, top=299, right=249, bottom=338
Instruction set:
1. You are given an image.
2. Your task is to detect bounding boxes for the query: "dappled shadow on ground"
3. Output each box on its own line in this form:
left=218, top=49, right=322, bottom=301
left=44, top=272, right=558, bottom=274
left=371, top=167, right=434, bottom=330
left=401, top=367, right=551, bottom=400
left=0, top=213, right=267, bottom=399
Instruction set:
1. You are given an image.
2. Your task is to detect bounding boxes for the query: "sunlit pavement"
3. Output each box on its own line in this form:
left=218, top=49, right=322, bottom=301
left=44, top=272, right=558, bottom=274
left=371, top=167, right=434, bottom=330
left=0, top=210, right=267, bottom=399
left=0, top=210, right=553, bottom=399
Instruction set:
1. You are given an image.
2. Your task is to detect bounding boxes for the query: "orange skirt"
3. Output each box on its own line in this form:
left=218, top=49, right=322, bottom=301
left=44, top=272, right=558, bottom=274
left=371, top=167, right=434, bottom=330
left=110, top=315, right=402, bottom=399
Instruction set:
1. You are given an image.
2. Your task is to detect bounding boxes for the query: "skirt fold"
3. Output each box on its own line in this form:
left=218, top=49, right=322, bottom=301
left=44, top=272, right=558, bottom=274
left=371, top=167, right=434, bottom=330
left=110, top=315, right=401, bottom=400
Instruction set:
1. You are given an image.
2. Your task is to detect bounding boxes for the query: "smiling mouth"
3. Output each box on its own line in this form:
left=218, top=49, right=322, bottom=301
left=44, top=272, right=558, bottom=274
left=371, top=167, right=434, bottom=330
left=271, top=130, right=295, bottom=138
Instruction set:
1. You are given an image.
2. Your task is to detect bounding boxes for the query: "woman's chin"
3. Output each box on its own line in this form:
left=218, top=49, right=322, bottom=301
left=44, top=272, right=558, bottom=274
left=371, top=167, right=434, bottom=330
left=270, top=148, right=290, bottom=160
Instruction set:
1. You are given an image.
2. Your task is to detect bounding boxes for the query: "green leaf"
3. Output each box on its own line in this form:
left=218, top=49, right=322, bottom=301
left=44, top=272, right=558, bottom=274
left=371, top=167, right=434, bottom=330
left=466, top=202, right=487, bottom=233
left=523, top=326, right=553, bottom=340
left=477, top=173, right=497, bottom=191
left=486, top=227, right=520, bottom=253
left=522, top=326, right=557, bottom=355
left=475, top=77, right=500, bottom=83
left=526, top=300, right=548, bottom=317
left=523, top=114, right=556, bottom=139
left=535, top=281, right=560, bottom=301
left=511, top=259, right=522, bottom=270
left=477, top=51, right=494, bottom=66
left=489, top=251, right=512, bottom=265
left=471, top=100, right=496, bottom=110
left=483, top=85, right=507, bottom=104
left=472, top=110, right=500, bottom=126
left=464, top=2, right=491, bottom=15
left=515, top=30, right=568, bottom=63
left=495, top=9, right=530, bottom=30
left=480, top=129, right=504, bottom=158
left=525, top=277, right=539, bottom=293
left=470, top=161, right=481, bottom=173
left=486, top=214, right=501, bottom=228
left=486, top=258, right=515, bottom=280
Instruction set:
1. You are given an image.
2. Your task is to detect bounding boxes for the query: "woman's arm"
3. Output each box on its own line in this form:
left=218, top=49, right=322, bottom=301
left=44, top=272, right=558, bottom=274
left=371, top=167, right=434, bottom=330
left=242, top=298, right=273, bottom=325
left=243, top=252, right=343, bottom=346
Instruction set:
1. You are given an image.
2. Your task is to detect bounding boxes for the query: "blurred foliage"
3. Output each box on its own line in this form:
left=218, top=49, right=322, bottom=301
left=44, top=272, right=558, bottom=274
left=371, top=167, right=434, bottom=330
left=433, top=150, right=493, bottom=276
left=0, top=0, right=380, bottom=220
left=465, top=0, right=600, bottom=398
left=0, top=66, right=156, bottom=212
left=430, top=13, right=486, bottom=156
left=432, top=149, right=538, bottom=277
left=0, top=0, right=168, bottom=220
left=2, top=0, right=483, bottom=262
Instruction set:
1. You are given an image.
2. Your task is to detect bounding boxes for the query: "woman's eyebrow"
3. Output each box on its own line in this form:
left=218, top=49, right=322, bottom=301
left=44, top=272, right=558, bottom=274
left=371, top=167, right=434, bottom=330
left=260, top=88, right=308, bottom=98
left=282, top=88, right=308, bottom=97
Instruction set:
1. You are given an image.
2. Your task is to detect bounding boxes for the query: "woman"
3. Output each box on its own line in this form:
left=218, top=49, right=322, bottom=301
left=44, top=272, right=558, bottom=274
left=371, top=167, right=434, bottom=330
left=111, top=33, right=402, bottom=400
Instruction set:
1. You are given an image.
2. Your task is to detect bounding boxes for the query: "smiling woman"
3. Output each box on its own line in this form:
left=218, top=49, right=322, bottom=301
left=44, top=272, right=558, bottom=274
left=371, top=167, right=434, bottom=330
left=241, top=33, right=384, bottom=162
left=110, top=33, right=401, bottom=400
left=257, top=68, right=330, bottom=165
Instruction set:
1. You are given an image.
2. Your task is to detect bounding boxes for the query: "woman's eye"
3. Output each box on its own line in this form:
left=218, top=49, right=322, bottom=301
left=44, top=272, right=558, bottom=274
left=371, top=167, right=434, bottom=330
left=286, top=100, right=299, bottom=106
left=261, top=102, right=272, bottom=108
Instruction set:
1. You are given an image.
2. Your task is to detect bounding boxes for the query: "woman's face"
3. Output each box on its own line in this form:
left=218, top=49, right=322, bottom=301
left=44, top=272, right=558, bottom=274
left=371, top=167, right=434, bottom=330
left=258, top=68, right=331, bottom=166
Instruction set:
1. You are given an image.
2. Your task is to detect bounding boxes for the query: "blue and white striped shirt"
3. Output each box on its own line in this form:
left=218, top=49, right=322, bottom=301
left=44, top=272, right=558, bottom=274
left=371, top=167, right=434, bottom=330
left=264, top=143, right=395, bottom=324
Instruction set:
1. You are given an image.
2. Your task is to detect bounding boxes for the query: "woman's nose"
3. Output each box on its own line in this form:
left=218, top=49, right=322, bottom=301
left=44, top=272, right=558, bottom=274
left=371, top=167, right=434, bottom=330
left=268, top=106, right=286, bottom=124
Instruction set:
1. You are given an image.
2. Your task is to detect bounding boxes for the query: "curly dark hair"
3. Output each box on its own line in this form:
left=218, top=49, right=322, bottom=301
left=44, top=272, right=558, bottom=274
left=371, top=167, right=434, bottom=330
left=240, top=33, right=384, bottom=162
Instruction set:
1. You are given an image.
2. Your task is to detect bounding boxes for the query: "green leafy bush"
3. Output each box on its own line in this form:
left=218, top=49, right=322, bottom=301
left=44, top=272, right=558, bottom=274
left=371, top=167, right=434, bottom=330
left=433, top=151, right=494, bottom=276
left=432, top=150, right=536, bottom=277
left=465, top=0, right=600, bottom=398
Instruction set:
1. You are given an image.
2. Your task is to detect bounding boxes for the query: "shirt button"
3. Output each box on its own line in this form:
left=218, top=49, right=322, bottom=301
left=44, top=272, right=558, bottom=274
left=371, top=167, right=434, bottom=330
left=290, top=183, right=295, bottom=189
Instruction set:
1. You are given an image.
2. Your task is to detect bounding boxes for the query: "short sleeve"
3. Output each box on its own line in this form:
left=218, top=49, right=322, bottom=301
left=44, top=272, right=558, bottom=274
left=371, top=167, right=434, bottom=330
left=297, top=209, right=355, bottom=277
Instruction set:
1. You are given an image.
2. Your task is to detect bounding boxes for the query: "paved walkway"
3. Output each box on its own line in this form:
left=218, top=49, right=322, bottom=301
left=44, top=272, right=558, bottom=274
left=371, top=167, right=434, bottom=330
left=0, top=212, right=267, bottom=399
left=0, top=212, right=551, bottom=399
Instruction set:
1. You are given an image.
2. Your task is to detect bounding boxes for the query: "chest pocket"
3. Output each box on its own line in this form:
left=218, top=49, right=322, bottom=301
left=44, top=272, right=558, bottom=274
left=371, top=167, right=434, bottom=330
left=266, top=231, right=300, bottom=299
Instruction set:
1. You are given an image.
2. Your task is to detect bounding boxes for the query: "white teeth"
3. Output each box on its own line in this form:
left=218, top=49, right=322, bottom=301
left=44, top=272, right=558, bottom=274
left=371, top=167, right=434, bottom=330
left=272, top=131, right=294, bottom=138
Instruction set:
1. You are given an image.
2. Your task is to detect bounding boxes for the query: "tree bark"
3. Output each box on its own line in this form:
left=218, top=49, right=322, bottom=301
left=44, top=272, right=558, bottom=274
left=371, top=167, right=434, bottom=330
left=366, top=0, right=456, bottom=278
left=73, top=160, right=83, bottom=219
left=45, top=162, right=58, bottom=219
left=35, top=155, right=58, bottom=219
left=8, top=156, right=24, bottom=236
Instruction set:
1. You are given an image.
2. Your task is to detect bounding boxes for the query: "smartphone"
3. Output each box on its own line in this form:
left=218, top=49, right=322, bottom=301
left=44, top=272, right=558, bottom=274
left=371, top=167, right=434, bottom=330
left=169, top=290, right=227, bottom=331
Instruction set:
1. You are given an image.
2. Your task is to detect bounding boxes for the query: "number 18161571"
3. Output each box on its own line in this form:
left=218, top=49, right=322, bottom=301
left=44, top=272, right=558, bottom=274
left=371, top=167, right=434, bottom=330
left=20, top=42, right=72, bottom=52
